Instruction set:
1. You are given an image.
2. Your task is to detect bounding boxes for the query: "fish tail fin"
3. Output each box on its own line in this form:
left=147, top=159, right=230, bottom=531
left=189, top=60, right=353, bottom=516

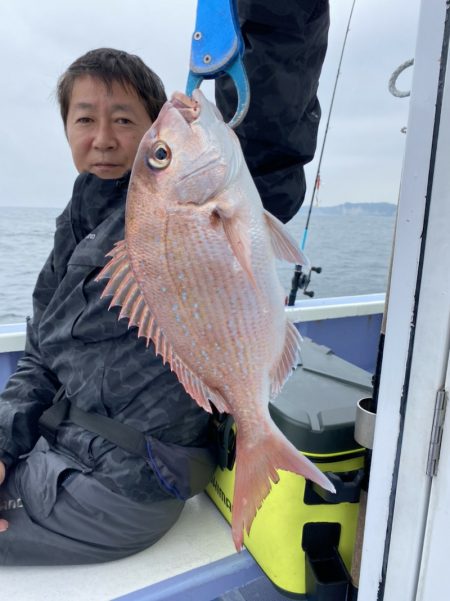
left=231, top=427, right=335, bottom=551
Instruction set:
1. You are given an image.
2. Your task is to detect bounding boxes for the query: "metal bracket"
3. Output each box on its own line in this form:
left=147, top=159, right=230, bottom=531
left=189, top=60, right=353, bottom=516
left=354, top=397, right=377, bottom=450
left=426, top=389, right=448, bottom=477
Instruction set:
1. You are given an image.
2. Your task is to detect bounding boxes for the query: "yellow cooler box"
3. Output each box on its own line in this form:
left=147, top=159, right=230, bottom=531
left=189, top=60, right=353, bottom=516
left=206, top=338, right=372, bottom=599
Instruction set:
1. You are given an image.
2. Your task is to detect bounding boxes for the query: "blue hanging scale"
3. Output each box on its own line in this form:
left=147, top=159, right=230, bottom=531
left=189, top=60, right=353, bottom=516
left=186, top=0, right=250, bottom=128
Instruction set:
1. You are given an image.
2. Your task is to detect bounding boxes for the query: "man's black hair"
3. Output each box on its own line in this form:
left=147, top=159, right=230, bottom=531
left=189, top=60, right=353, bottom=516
left=57, top=47, right=167, bottom=127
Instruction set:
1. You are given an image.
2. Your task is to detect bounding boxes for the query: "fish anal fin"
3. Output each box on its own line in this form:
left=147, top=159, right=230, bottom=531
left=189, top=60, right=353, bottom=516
left=231, top=425, right=336, bottom=551
left=169, top=354, right=217, bottom=414
left=207, top=389, right=230, bottom=414
left=263, top=210, right=310, bottom=268
left=270, top=322, right=302, bottom=399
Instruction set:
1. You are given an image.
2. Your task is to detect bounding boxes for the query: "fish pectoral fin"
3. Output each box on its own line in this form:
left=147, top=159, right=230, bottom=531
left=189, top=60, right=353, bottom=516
left=270, top=321, right=303, bottom=398
left=263, top=210, right=310, bottom=268
left=215, top=206, right=257, bottom=288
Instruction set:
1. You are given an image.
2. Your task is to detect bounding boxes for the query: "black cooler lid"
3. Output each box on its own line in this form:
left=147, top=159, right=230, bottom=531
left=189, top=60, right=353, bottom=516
left=269, top=338, right=373, bottom=455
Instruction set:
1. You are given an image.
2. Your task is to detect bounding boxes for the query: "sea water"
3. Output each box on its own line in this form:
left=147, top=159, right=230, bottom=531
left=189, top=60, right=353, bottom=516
left=0, top=206, right=396, bottom=325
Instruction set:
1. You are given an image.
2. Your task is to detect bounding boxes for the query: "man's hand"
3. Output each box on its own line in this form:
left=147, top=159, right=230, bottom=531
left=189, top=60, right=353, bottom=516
left=0, top=461, right=9, bottom=532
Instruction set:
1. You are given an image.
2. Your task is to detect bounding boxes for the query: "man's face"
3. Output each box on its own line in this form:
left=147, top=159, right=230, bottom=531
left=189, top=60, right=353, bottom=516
left=66, top=75, right=153, bottom=179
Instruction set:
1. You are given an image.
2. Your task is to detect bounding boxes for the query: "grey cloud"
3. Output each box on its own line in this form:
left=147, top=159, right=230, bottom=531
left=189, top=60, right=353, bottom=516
left=0, top=0, right=420, bottom=208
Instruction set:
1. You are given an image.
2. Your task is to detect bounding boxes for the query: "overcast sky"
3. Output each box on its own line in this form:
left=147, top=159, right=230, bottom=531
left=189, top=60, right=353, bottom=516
left=0, top=0, right=420, bottom=208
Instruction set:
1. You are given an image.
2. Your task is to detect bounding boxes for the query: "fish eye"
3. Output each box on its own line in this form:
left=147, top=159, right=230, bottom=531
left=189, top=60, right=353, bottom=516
left=155, top=147, right=167, bottom=160
left=148, top=141, right=171, bottom=170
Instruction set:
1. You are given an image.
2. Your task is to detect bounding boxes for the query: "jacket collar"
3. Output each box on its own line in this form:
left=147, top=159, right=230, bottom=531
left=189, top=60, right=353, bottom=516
left=71, top=171, right=131, bottom=242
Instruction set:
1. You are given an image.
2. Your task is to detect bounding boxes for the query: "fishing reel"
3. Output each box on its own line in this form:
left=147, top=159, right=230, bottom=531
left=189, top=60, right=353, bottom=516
left=287, top=264, right=322, bottom=305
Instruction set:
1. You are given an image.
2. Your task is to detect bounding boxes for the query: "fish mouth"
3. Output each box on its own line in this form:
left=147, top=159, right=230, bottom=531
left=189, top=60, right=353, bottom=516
left=169, top=92, right=200, bottom=124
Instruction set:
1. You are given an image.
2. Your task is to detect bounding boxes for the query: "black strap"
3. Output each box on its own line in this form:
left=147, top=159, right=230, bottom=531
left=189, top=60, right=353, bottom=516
left=39, top=388, right=148, bottom=459
left=37, top=387, right=68, bottom=447
left=69, top=404, right=148, bottom=458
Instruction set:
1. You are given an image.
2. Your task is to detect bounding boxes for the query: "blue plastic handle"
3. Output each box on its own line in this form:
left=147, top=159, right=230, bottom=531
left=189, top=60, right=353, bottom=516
left=186, top=0, right=250, bottom=128
left=188, top=0, right=242, bottom=75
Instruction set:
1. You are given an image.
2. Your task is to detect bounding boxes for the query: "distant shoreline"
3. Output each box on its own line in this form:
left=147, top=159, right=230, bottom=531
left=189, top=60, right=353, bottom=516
left=1, top=202, right=398, bottom=216
left=298, top=202, right=397, bottom=217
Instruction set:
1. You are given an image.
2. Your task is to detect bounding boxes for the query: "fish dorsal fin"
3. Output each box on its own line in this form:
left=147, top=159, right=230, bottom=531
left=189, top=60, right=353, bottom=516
left=269, top=321, right=303, bottom=398
left=263, top=210, right=310, bottom=268
left=96, top=241, right=229, bottom=415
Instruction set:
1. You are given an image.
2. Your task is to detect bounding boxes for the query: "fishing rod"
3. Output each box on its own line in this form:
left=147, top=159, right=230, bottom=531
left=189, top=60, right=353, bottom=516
left=288, top=0, right=358, bottom=305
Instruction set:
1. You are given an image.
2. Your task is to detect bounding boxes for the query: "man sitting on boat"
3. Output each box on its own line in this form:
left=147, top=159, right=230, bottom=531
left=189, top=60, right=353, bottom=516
left=0, top=0, right=329, bottom=565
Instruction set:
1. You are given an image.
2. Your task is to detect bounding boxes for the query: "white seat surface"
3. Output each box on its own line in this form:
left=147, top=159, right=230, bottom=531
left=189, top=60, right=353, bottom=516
left=1, top=493, right=236, bottom=601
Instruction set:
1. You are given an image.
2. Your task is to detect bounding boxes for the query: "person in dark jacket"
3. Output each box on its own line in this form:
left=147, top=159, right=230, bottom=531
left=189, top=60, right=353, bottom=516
left=0, top=0, right=329, bottom=566
left=0, top=48, right=216, bottom=565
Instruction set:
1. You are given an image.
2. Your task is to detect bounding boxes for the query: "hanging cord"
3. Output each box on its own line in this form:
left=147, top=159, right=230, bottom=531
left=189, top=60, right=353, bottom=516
left=288, top=0, right=357, bottom=304
left=388, top=59, right=414, bottom=98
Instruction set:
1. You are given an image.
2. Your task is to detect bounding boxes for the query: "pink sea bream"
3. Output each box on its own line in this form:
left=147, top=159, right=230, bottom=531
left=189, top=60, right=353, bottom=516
left=97, top=89, right=335, bottom=551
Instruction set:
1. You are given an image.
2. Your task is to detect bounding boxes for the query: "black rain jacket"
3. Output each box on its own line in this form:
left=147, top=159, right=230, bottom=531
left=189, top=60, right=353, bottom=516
left=0, top=173, right=215, bottom=503
left=216, top=0, right=330, bottom=223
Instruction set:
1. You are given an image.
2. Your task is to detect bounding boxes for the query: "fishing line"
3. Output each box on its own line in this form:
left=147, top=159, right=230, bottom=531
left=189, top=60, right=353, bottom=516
left=302, top=0, right=357, bottom=252
left=288, top=0, right=358, bottom=303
